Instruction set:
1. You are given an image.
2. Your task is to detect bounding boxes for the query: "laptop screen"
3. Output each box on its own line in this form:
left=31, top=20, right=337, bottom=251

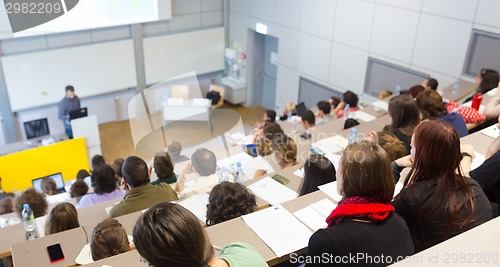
left=32, top=173, right=66, bottom=194
left=295, top=102, right=307, bottom=116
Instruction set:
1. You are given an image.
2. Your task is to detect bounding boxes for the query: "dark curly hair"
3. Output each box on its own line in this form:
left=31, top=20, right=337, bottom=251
left=206, top=182, right=257, bottom=226
left=15, top=188, right=48, bottom=218
left=91, top=164, right=118, bottom=195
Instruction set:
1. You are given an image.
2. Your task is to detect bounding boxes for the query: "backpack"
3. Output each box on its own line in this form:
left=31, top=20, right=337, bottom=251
left=206, top=91, right=221, bottom=105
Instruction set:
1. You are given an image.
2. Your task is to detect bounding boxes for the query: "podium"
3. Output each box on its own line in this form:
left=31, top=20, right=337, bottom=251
left=71, top=115, right=101, bottom=166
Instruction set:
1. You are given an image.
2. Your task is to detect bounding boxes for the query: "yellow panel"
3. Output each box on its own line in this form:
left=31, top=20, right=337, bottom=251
left=0, top=138, right=89, bottom=192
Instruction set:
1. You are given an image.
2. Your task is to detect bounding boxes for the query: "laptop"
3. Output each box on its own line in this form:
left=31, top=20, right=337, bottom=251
left=69, top=107, right=88, bottom=120
left=295, top=102, right=307, bottom=116
left=32, top=173, right=66, bottom=194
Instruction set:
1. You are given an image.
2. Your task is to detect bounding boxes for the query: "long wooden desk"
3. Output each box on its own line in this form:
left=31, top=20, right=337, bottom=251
left=389, top=216, right=500, bottom=266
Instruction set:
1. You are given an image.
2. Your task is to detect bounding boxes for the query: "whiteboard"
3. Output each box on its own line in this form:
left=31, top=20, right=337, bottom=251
left=1, top=39, right=136, bottom=112
left=144, top=27, right=225, bottom=85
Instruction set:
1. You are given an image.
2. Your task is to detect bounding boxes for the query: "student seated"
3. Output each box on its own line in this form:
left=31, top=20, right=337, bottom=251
left=91, top=154, right=105, bottom=172
left=76, top=170, right=90, bottom=180
left=74, top=218, right=131, bottom=265
left=300, top=110, right=316, bottom=132
left=329, top=96, right=341, bottom=111
left=41, top=178, right=57, bottom=196
left=391, top=121, right=492, bottom=252
left=112, top=158, right=124, bottom=180
left=463, top=134, right=500, bottom=217
left=409, top=85, right=425, bottom=99
left=14, top=188, right=48, bottom=218
left=464, top=68, right=499, bottom=103
left=298, top=154, right=336, bottom=196
left=379, top=90, right=393, bottom=100
left=166, top=141, right=190, bottom=164
left=307, top=141, right=414, bottom=266
left=416, top=90, right=468, bottom=137
left=484, top=86, right=500, bottom=120
left=205, top=182, right=257, bottom=226
left=333, top=91, right=360, bottom=118
left=76, top=164, right=126, bottom=209
left=0, top=197, right=13, bottom=215
left=254, top=135, right=298, bottom=177
left=175, top=148, right=218, bottom=199
left=422, top=77, right=438, bottom=91
left=386, top=95, right=420, bottom=153
left=70, top=179, right=88, bottom=199
left=255, top=109, right=276, bottom=129
left=367, top=131, right=407, bottom=162
left=256, top=137, right=272, bottom=156
left=109, top=156, right=178, bottom=217
left=151, top=152, right=177, bottom=185
left=133, top=203, right=268, bottom=267
left=279, top=102, right=296, bottom=121
left=315, top=101, right=335, bottom=126
left=45, top=202, right=80, bottom=235
left=253, top=121, right=284, bottom=144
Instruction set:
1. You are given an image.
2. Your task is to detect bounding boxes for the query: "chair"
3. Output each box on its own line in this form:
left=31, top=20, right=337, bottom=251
left=209, top=85, right=225, bottom=109
left=171, top=85, right=189, bottom=99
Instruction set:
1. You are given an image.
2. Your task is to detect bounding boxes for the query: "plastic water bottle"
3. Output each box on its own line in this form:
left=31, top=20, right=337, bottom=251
left=22, top=204, right=37, bottom=240
left=233, top=162, right=246, bottom=184
left=218, top=166, right=233, bottom=183
left=343, top=104, right=350, bottom=120
left=287, top=110, right=292, bottom=122
left=292, top=120, right=297, bottom=133
left=348, top=128, right=358, bottom=144
left=452, top=77, right=460, bottom=95
left=395, top=84, right=401, bottom=95
left=359, top=93, right=364, bottom=106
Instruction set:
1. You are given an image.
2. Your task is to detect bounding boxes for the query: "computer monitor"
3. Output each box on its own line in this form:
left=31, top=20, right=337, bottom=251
left=32, top=173, right=66, bottom=194
left=69, top=107, right=88, bottom=120
left=295, top=102, right=307, bottom=116
left=24, top=118, right=50, bottom=139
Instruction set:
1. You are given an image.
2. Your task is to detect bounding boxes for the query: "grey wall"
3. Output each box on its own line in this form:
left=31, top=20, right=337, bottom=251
left=228, top=0, right=500, bottom=113
left=0, top=0, right=224, bottom=144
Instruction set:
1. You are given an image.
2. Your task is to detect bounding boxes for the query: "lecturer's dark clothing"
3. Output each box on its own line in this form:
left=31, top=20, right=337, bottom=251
left=58, top=96, right=80, bottom=138
left=307, top=213, right=414, bottom=266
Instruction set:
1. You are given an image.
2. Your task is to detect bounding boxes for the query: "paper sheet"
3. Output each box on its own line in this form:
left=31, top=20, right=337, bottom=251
left=167, top=98, right=184, bottom=106
left=247, top=177, right=298, bottom=206
left=178, top=192, right=209, bottom=223
left=293, top=168, right=304, bottom=178
left=318, top=181, right=343, bottom=203
left=471, top=152, right=486, bottom=171
left=394, top=182, right=404, bottom=198
left=228, top=132, right=246, bottom=141
left=486, top=88, right=498, bottom=96
left=323, top=153, right=341, bottom=171
left=354, top=110, right=376, bottom=122
left=243, top=156, right=275, bottom=178
left=193, top=98, right=208, bottom=106
left=311, top=135, right=348, bottom=155
left=242, top=205, right=313, bottom=257
left=35, top=215, right=47, bottom=237
left=372, top=100, right=389, bottom=111
left=310, top=199, right=336, bottom=218
left=217, top=152, right=253, bottom=169
left=481, top=125, right=500, bottom=139
left=293, top=206, right=327, bottom=232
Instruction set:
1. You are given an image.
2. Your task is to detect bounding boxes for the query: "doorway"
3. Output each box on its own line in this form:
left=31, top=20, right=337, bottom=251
left=249, top=31, right=278, bottom=110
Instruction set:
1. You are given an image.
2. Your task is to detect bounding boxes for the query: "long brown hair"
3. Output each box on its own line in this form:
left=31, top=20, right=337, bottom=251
left=90, top=218, right=130, bottom=261
left=388, top=95, right=420, bottom=136
left=340, top=141, right=395, bottom=203
left=416, top=90, right=447, bottom=119
left=403, top=121, right=475, bottom=243
left=45, top=203, right=80, bottom=235
left=133, top=203, right=214, bottom=267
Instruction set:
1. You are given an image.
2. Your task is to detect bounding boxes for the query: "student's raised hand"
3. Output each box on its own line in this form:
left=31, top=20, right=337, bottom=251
left=395, top=155, right=413, bottom=168
left=460, top=144, right=476, bottom=159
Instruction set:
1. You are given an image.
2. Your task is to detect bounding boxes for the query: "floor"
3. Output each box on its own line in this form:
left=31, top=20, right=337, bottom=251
left=98, top=103, right=266, bottom=162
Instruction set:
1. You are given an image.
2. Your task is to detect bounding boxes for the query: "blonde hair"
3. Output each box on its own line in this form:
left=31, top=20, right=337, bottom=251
left=286, top=102, right=296, bottom=114
left=379, top=90, right=393, bottom=99
left=272, top=135, right=297, bottom=164
left=256, top=137, right=272, bottom=156
left=377, top=132, right=407, bottom=162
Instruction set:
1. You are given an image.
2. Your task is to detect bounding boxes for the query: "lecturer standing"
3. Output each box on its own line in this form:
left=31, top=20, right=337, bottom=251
left=58, top=85, right=80, bottom=138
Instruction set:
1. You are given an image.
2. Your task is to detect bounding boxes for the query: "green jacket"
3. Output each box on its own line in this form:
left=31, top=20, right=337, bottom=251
left=109, top=183, right=178, bottom=218
left=150, top=173, right=177, bottom=185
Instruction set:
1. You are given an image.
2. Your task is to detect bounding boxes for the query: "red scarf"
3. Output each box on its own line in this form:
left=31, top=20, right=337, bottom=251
left=326, top=196, right=395, bottom=227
